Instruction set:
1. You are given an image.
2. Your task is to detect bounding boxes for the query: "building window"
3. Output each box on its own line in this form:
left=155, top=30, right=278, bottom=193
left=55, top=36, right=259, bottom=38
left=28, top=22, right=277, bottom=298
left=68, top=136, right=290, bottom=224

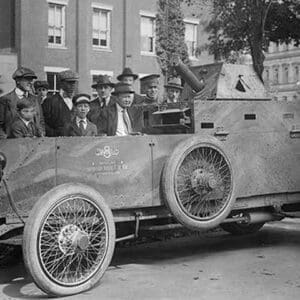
left=185, top=22, right=198, bottom=58
left=140, top=15, right=155, bottom=54
left=264, top=68, right=269, bottom=83
left=92, top=7, right=111, bottom=49
left=48, top=2, right=66, bottom=47
left=44, top=66, right=69, bottom=94
left=294, top=65, right=299, bottom=82
left=283, top=65, right=289, bottom=84
left=273, top=67, right=279, bottom=84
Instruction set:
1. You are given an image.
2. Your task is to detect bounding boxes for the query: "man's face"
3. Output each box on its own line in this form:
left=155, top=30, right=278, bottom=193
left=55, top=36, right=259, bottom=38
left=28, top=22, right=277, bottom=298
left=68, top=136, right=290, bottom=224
left=76, top=103, right=90, bottom=119
left=37, top=87, right=48, bottom=98
left=146, top=84, right=158, bottom=100
left=96, top=85, right=112, bottom=99
left=20, top=107, right=35, bottom=121
left=61, top=80, right=77, bottom=98
left=121, top=76, right=134, bottom=85
left=167, top=88, right=181, bottom=103
left=117, top=93, right=134, bottom=108
left=17, top=78, right=33, bottom=92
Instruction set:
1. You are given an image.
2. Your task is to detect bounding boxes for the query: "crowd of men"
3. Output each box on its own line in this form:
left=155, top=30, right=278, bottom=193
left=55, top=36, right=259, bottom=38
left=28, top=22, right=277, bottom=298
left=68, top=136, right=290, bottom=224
left=0, top=66, right=184, bottom=139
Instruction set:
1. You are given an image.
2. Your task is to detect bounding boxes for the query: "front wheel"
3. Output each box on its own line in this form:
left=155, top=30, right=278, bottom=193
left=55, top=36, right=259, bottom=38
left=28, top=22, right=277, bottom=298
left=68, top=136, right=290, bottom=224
left=23, top=183, right=115, bottom=297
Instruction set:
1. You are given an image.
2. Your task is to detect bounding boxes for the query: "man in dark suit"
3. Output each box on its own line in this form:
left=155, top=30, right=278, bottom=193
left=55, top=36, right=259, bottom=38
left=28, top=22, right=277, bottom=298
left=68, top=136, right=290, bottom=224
left=0, top=67, right=45, bottom=138
left=64, top=94, right=97, bottom=137
left=102, top=83, right=144, bottom=136
left=42, top=70, right=79, bottom=137
left=117, top=67, right=145, bottom=105
left=88, top=75, right=116, bottom=135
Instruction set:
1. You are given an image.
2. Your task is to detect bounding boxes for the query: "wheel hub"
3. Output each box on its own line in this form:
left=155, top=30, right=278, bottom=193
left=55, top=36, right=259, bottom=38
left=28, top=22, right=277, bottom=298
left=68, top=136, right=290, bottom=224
left=58, top=224, right=89, bottom=255
left=190, top=168, right=217, bottom=194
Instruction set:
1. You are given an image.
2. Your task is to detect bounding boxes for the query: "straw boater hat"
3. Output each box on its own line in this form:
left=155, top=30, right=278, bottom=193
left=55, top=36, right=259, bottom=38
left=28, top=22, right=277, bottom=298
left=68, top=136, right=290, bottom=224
left=112, top=83, right=135, bottom=95
left=164, top=77, right=183, bottom=90
left=91, top=75, right=115, bottom=88
left=117, top=67, right=139, bottom=81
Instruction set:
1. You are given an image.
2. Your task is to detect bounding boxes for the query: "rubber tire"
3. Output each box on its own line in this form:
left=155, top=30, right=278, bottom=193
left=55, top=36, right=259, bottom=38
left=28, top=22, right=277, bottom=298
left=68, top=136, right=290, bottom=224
left=162, top=135, right=237, bottom=231
left=220, top=222, right=265, bottom=235
left=23, top=183, right=115, bottom=297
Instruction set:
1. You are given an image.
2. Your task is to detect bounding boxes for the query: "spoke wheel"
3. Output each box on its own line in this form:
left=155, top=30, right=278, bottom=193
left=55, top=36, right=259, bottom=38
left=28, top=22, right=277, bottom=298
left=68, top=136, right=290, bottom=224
left=162, top=136, right=236, bottom=230
left=23, top=183, right=115, bottom=297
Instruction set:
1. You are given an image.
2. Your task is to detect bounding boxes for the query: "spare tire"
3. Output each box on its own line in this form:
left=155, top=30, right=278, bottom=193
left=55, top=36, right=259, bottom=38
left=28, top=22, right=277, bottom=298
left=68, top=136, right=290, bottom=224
left=162, top=135, right=237, bottom=231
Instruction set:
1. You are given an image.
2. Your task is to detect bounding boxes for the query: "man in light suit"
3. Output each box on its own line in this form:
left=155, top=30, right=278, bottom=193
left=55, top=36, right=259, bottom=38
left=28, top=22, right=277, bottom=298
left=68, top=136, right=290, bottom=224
left=102, top=83, right=144, bottom=136
left=64, top=94, right=97, bottom=137
left=0, top=67, right=45, bottom=138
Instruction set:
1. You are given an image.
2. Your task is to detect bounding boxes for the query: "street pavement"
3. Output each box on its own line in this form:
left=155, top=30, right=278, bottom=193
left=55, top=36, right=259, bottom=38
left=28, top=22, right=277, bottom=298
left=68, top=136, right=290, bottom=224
left=0, top=218, right=299, bottom=300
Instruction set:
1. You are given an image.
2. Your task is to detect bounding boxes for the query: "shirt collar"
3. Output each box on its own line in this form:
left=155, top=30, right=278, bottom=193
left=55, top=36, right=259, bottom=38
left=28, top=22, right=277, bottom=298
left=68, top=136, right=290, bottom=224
left=60, top=89, right=71, bottom=99
left=19, top=116, right=31, bottom=127
left=76, top=116, right=87, bottom=124
left=15, top=87, right=27, bottom=99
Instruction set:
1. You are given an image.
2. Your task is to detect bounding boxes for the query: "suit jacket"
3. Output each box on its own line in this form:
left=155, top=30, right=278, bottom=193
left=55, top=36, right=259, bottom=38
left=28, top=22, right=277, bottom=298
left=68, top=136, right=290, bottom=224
left=133, top=93, right=146, bottom=105
left=64, top=118, right=98, bottom=137
left=103, top=101, right=144, bottom=136
left=8, top=115, right=43, bottom=138
left=0, top=90, right=45, bottom=138
left=87, top=95, right=117, bottom=135
left=42, top=93, right=75, bottom=137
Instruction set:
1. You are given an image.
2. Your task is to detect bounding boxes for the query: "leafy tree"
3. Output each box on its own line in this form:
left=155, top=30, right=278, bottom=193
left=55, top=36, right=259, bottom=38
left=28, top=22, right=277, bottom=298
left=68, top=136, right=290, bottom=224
left=204, top=0, right=300, bottom=81
left=156, top=0, right=189, bottom=79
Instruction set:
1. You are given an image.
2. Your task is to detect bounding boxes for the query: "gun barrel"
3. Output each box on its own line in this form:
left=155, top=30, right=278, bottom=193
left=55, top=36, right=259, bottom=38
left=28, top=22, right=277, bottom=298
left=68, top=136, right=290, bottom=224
left=172, top=57, right=204, bottom=92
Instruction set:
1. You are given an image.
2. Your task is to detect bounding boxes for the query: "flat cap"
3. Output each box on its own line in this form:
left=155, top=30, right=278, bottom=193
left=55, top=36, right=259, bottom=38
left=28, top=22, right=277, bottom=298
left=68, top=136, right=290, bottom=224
left=34, top=80, right=50, bottom=90
left=59, top=70, right=79, bottom=82
left=140, top=74, right=160, bottom=87
left=72, top=93, right=91, bottom=105
left=12, top=67, right=37, bottom=80
left=112, top=83, right=135, bottom=95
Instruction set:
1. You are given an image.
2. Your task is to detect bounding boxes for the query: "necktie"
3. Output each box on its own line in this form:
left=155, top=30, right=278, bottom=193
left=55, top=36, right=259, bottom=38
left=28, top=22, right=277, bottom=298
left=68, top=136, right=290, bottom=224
left=28, top=122, right=35, bottom=137
left=122, top=109, right=132, bottom=134
left=79, top=120, right=85, bottom=135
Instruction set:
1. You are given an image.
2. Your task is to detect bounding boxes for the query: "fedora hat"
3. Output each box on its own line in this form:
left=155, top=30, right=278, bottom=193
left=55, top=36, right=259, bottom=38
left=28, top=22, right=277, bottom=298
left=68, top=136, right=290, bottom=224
left=117, top=67, right=138, bottom=81
left=112, top=83, right=135, bottom=95
left=164, top=77, right=183, bottom=90
left=91, top=75, right=115, bottom=88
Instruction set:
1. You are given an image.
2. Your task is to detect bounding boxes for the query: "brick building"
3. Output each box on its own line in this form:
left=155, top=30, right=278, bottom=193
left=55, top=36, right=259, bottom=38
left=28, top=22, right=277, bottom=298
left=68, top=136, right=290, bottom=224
left=0, top=0, right=213, bottom=96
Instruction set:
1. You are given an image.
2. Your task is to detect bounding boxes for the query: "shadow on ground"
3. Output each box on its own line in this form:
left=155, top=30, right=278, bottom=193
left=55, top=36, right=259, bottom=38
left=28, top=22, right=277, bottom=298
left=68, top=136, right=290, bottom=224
left=0, top=225, right=299, bottom=299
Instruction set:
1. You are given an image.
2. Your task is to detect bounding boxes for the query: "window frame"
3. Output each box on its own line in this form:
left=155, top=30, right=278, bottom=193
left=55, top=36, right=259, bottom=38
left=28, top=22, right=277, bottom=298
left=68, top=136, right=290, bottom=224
left=47, top=0, right=67, bottom=48
left=184, top=18, right=199, bottom=59
left=44, top=66, right=69, bottom=94
left=92, top=4, right=113, bottom=51
left=140, top=11, right=156, bottom=56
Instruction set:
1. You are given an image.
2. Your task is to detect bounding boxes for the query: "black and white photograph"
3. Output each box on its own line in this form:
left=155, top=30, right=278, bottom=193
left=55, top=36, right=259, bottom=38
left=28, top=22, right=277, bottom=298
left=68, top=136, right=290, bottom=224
left=0, top=0, right=300, bottom=299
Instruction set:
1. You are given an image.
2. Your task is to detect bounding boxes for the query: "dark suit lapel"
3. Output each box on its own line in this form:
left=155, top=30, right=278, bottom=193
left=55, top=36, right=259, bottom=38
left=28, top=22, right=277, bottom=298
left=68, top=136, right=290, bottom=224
left=70, top=119, right=82, bottom=136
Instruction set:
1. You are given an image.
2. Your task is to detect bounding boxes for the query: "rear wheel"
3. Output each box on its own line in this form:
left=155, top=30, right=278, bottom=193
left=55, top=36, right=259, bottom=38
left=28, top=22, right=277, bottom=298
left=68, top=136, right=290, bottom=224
left=162, top=136, right=236, bottom=230
left=220, top=222, right=265, bottom=235
left=23, top=183, right=115, bottom=297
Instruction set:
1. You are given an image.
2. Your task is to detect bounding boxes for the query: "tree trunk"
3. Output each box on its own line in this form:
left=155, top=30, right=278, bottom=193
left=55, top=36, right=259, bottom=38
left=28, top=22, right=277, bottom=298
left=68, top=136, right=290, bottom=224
left=249, top=37, right=265, bottom=82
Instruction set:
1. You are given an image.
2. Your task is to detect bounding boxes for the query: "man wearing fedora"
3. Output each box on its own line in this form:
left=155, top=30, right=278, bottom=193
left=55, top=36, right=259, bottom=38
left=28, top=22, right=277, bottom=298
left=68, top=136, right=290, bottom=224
left=140, top=74, right=161, bottom=105
left=0, top=67, right=45, bottom=138
left=102, top=82, right=143, bottom=136
left=117, top=67, right=145, bottom=105
left=88, top=75, right=116, bottom=135
left=164, top=77, right=183, bottom=103
left=42, top=70, right=79, bottom=137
